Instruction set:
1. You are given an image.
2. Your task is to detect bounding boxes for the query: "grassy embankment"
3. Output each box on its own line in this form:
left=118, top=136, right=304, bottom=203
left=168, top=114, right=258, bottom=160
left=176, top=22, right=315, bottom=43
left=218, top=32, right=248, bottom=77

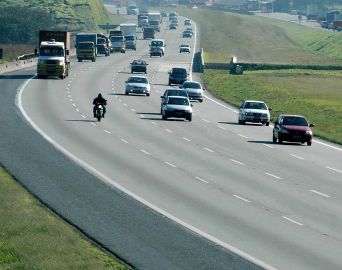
left=175, top=7, right=342, bottom=144
left=0, top=0, right=125, bottom=62
left=0, top=165, right=130, bottom=270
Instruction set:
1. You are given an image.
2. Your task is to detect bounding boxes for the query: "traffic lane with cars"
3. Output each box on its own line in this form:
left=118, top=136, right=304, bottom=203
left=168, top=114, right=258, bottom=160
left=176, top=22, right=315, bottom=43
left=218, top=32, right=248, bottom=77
left=19, top=15, right=342, bottom=270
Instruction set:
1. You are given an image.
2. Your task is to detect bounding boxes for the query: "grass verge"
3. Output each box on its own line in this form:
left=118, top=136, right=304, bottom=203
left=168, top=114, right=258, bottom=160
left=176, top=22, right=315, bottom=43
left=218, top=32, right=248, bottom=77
left=0, top=165, right=130, bottom=270
left=204, top=69, right=342, bottom=145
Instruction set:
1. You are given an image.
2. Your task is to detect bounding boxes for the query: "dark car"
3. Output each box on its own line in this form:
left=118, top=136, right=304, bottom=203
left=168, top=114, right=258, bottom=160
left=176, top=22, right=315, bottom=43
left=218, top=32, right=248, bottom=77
left=273, top=114, right=314, bottom=146
left=169, top=23, right=178, bottom=30
left=168, top=67, right=189, bottom=85
left=96, top=44, right=109, bottom=56
left=130, top=60, right=148, bottom=74
left=182, top=30, right=193, bottom=38
left=160, top=88, right=189, bottom=113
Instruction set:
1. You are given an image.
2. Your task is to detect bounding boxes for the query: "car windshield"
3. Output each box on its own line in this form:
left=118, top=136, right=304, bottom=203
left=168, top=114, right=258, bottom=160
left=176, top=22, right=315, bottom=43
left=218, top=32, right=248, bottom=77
left=97, top=38, right=106, bottom=44
left=128, top=77, right=148, bottom=84
left=172, top=68, right=186, bottom=74
left=168, top=97, right=189, bottom=105
left=183, top=82, right=200, bottom=89
left=111, top=36, right=123, bottom=42
left=151, top=41, right=163, bottom=47
left=282, top=116, right=308, bottom=126
left=244, top=102, right=267, bottom=110
left=78, top=43, right=94, bottom=49
left=132, top=60, right=145, bottom=65
left=181, top=45, right=189, bottom=48
left=165, top=90, right=187, bottom=97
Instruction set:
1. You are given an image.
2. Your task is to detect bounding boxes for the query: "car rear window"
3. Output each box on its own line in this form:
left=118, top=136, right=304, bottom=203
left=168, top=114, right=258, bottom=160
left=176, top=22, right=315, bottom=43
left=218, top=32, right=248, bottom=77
left=168, top=97, right=189, bottom=105
left=282, top=116, right=308, bottom=126
left=172, top=68, right=187, bottom=74
left=244, top=102, right=267, bottom=110
left=183, top=82, right=200, bottom=89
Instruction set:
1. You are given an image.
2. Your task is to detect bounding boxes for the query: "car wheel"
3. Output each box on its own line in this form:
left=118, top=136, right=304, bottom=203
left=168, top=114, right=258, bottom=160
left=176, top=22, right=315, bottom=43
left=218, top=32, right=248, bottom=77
left=162, top=114, right=167, bottom=120
left=278, top=138, right=283, bottom=144
left=238, top=119, right=242, bottom=124
left=131, top=70, right=133, bottom=73
left=199, top=99, right=203, bottom=103
left=307, top=141, right=312, bottom=146
left=266, top=122, right=270, bottom=126
left=241, top=120, right=245, bottom=125
left=188, top=115, right=192, bottom=122
left=146, top=93, right=150, bottom=96
left=125, top=92, right=128, bottom=95
left=168, top=80, right=171, bottom=86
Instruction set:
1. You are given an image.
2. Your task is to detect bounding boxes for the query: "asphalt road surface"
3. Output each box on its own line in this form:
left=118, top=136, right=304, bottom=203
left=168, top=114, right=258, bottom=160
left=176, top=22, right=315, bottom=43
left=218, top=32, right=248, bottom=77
left=1, top=7, right=342, bottom=270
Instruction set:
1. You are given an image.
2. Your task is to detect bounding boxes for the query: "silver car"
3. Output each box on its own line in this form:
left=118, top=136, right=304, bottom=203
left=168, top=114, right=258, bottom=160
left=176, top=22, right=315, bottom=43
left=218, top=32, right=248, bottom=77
left=238, top=100, right=271, bottom=125
left=125, top=75, right=150, bottom=96
left=162, top=96, right=193, bottom=121
left=180, top=81, right=204, bottom=102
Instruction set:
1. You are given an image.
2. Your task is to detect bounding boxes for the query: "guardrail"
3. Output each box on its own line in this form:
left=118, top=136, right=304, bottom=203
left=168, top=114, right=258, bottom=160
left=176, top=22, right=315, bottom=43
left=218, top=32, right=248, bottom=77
left=0, top=57, right=38, bottom=74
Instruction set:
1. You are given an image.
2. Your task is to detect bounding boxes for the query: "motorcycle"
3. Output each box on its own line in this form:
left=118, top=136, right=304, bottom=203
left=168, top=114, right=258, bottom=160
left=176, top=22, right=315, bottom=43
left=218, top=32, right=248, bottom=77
left=94, top=104, right=104, bottom=121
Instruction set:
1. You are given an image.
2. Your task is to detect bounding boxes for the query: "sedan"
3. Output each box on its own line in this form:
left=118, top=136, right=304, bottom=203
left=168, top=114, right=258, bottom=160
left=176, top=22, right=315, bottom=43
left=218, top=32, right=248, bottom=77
left=182, top=30, right=193, bottom=38
left=125, top=75, right=150, bottom=96
left=179, top=44, right=191, bottom=53
left=162, top=96, right=193, bottom=121
left=160, top=88, right=189, bottom=113
left=130, top=60, right=148, bottom=74
left=273, top=114, right=314, bottom=145
left=180, top=81, right=204, bottom=102
left=169, top=23, right=178, bottom=30
left=238, top=100, right=271, bottom=125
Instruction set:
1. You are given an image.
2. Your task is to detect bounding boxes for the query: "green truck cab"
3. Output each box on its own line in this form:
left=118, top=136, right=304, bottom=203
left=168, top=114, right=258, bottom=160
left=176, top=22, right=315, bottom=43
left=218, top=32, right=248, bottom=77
left=75, top=33, right=97, bottom=62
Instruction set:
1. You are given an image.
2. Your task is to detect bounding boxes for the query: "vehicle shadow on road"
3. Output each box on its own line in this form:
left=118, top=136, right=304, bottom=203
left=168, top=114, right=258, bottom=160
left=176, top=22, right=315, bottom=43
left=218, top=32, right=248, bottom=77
left=136, top=112, right=160, bottom=115
left=0, top=74, right=35, bottom=80
left=217, top=121, right=240, bottom=126
left=248, top=140, right=274, bottom=144
left=65, top=119, right=97, bottom=123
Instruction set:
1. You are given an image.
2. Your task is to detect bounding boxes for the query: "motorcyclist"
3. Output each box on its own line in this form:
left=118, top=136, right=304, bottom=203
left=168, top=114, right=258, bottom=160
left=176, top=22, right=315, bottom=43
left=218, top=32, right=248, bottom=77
left=93, top=93, right=107, bottom=118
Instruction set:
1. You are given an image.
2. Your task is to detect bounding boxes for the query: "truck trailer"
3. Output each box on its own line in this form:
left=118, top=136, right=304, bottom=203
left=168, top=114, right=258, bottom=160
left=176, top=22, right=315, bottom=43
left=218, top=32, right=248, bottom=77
left=36, top=30, right=70, bottom=79
left=120, top=23, right=137, bottom=50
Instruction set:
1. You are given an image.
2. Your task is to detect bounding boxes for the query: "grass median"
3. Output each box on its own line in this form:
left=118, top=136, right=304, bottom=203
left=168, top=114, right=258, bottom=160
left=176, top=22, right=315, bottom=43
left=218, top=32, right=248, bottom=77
left=0, top=165, right=130, bottom=270
left=204, top=69, right=342, bottom=145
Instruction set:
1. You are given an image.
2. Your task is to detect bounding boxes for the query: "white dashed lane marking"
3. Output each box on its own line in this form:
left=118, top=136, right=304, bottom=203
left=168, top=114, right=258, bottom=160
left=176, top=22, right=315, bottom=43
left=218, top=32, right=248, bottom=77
left=120, top=138, right=129, bottom=144
left=204, top=147, right=214, bottom=153
left=310, top=190, right=331, bottom=198
left=230, top=159, right=244, bottom=165
left=238, top=134, right=248, bottom=139
left=326, top=167, right=342, bottom=174
left=290, top=154, right=305, bottom=160
left=282, top=216, right=303, bottom=226
left=195, top=176, right=209, bottom=184
left=234, top=195, right=251, bottom=203
left=165, top=162, right=176, bottom=168
left=140, top=149, right=151, bottom=155
left=265, top=172, right=282, bottom=180
left=183, top=137, right=191, bottom=142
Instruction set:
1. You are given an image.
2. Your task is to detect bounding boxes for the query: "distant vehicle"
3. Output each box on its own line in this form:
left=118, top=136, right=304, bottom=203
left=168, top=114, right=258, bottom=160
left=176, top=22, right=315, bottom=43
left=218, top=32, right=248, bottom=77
left=180, top=81, right=204, bottom=102
left=273, top=114, right=314, bottom=145
left=138, top=15, right=149, bottom=27
left=120, top=23, right=137, bottom=37
left=127, top=4, right=138, bottom=15
left=149, top=20, right=161, bottom=32
left=125, top=75, right=150, bottom=96
left=75, top=33, right=97, bottom=62
left=109, top=30, right=124, bottom=37
left=168, top=67, right=189, bottom=85
left=130, top=60, right=148, bottom=74
left=179, top=44, right=191, bottom=53
left=150, top=39, right=165, bottom=56
left=184, top=19, right=191, bottom=25
left=110, top=35, right=125, bottom=53
left=124, top=35, right=136, bottom=50
left=185, top=27, right=194, bottom=34
left=183, top=30, right=193, bottom=38
left=161, top=12, right=168, bottom=17
left=320, top=20, right=328, bottom=28
left=96, top=37, right=109, bottom=56
left=143, top=27, right=155, bottom=39
left=169, top=23, right=178, bottom=30
left=150, top=46, right=163, bottom=57
left=161, top=96, right=193, bottom=121
left=238, top=100, right=271, bottom=125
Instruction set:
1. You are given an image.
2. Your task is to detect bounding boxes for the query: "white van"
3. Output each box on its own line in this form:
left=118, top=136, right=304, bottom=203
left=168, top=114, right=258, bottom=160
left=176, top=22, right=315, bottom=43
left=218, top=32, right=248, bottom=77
left=150, top=39, right=166, bottom=56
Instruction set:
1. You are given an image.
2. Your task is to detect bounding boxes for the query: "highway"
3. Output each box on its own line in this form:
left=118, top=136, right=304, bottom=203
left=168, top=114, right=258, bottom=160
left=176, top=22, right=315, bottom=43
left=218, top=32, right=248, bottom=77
left=1, top=7, right=342, bottom=270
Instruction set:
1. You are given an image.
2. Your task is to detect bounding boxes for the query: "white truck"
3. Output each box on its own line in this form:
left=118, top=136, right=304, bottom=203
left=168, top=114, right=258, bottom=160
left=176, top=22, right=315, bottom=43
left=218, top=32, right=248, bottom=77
left=148, top=12, right=161, bottom=32
left=120, top=23, right=137, bottom=50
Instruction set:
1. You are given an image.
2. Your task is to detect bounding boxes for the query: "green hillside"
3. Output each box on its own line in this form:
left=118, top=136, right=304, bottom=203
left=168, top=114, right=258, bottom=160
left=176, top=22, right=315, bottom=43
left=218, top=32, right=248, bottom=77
left=0, top=0, right=112, bottom=32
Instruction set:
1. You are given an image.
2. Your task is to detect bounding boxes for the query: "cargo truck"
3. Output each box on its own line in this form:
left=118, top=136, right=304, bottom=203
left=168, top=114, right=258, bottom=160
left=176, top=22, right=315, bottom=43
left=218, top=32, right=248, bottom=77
left=138, top=15, right=149, bottom=27
left=143, top=27, right=155, bottom=39
left=75, top=33, right=97, bottom=62
left=120, top=23, right=137, bottom=50
left=36, top=30, right=70, bottom=79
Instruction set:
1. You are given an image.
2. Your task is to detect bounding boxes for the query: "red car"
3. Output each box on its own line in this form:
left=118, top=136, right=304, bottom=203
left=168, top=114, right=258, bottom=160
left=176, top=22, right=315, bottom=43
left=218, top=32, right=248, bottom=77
left=273, top=115, right=314, bottom=146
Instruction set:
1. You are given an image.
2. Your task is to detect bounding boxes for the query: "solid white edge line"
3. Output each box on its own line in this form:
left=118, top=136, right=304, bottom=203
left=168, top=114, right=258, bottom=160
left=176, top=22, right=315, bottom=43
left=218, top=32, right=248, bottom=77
left=282, top=216, right=303, bottom=226
left=18, top=59, right=278, bottom=270
left=310, top=189, right=331, bottom=198
left=234, top=195, right=251, bottom=203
